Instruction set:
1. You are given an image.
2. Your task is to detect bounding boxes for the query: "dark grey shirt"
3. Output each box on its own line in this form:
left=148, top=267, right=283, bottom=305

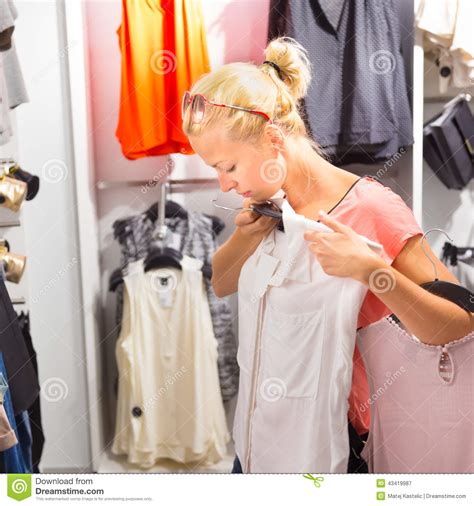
left=268, top=0, right=413, bottom=164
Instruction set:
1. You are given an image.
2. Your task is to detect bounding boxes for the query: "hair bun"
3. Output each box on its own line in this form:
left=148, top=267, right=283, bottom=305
left=263, top=36, right=312, bottom=101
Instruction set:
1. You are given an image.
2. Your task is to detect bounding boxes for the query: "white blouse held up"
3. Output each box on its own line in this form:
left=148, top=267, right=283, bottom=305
left=233, top=198, right=384, bottom=473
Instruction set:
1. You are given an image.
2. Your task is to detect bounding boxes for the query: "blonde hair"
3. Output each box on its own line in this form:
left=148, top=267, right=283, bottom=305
left=182, top=37, right=322, bottom=156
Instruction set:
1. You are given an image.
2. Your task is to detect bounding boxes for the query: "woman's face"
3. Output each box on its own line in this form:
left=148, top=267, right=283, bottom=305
left=188, top=126, right=287, bottom=202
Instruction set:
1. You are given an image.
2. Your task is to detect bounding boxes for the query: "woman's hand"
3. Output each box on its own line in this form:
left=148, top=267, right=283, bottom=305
left=234, top=197, right=279, bottom=238
left=303, top=210, right=384, bottom=283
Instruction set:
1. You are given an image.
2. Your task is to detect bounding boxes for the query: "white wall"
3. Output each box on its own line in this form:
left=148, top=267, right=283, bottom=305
left=421, top=61, right=474, bottom=254
left=2, top=1, right=92, bottom=471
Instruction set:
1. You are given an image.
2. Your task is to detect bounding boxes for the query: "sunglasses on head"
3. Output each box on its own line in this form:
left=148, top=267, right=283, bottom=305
left=182, top=91, right=273, bottom=125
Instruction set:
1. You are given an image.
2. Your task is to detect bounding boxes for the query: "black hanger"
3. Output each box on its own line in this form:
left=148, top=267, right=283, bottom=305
left=109, top=253, right=212, bottom=292
left=145, top=199, right=188, bottom=222
left=108, top=247, right=183, bottom=292
left=144, top=245, right=183, bottom=272
left=211, top=199, right=285, bottom=231
left=145, top=199, right=225, bottom=236
left=419, top=229, right=474, bottom=311
left=390, top=229, right=474, bottom=323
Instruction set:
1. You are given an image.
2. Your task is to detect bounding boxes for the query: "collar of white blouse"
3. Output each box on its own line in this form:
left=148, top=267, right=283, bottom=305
left=252, top=198, right=316, bottom=298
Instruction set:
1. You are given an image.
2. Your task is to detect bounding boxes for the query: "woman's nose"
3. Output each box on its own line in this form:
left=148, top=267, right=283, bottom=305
left=218, top=174, right=237, bottom=193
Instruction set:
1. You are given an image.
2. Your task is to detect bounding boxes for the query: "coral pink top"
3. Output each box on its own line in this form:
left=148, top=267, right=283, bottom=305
left=326, top=176, right=424, bottom=435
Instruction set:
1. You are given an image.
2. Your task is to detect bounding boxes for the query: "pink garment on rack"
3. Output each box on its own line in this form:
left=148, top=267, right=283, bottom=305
left=358, top=317, right=474, bottom=473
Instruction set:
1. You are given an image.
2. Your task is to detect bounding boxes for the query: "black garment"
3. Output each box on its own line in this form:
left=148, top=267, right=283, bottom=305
left=0, top=278, right=39, bottom=415
left=268, top=0, right=413, bottom=165
left=423, top=96, right=474, bottom=190
left=347, top=421, right=368, bottom=473
left=231, top=455, right=243, bottom=474
left=17, top=311, right=45, bottom=473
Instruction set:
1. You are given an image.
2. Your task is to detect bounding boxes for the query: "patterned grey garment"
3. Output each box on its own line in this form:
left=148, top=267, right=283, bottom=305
left=268, top=0, right=413, bottom=165
left=113, top=211, right=239, bottom=402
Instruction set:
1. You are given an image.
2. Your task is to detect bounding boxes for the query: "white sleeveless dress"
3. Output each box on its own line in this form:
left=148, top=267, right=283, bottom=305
left=112, top=255, right=230, bottom=467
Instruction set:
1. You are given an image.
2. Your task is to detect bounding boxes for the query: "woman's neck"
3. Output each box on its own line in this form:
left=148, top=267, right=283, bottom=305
left=282, top=141, right=349, bottom=213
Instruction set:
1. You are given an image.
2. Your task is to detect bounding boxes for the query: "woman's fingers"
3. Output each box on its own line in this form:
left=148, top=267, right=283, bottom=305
left=235, top=208, right=259, bottom=226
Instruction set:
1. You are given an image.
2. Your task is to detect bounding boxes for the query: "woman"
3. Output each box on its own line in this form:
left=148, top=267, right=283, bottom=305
left=181, top=37, right=473, bottom=473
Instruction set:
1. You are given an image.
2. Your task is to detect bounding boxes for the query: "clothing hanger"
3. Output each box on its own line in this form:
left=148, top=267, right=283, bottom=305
left=146, top=198, right=225, bottom=236
left=211, top=198, right=283, bottom=218
left=145, top=199, right=188, bottom=222
left=144, top=245, right=183, bottom=273
left=211, top=194, right=383, bottom=250
left=144, top=193, right=184, bottom=273
left=389, top=229, right=474, bottom=323
left=108, top=245, right=183, bottom=292
left=211, top=199, right=285, bottom=231
left=110, top=195, right=214, bottom=291
left=419, top=229, right=474, bottom=311
left=109, top=254, right=212, bottom=292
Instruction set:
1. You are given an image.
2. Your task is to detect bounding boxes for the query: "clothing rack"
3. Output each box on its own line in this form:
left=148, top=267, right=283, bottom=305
left=96, top=177, right=219, bottom=191
left=156, top=178, right=220, bottom=240
left=424, top=93, right=472, bottom=105
left=97, top=177, right=220, bottom=239
left=0, top=221, right=21, bottom=228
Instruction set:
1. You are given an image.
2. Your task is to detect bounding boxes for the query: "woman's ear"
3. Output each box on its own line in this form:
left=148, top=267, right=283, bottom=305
left=264, top=124, right=285, bottom=151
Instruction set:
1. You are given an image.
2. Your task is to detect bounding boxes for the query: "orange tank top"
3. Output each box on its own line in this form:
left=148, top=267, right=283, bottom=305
left=116, top=0, right=210, bottom=159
